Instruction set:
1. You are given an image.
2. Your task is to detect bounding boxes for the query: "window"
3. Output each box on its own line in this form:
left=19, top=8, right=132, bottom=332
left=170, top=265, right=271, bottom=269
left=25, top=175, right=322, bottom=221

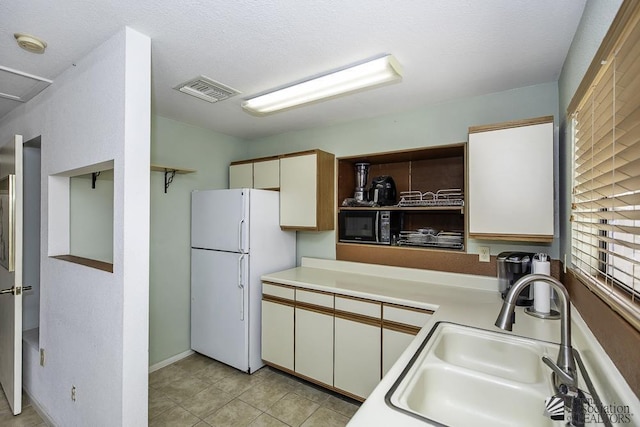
left=570, top=1, right=640, bottom=328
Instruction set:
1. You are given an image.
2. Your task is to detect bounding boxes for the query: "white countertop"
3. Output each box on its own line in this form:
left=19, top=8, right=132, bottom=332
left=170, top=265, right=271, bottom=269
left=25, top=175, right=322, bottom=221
left=262, top=257, right=640, bottom=426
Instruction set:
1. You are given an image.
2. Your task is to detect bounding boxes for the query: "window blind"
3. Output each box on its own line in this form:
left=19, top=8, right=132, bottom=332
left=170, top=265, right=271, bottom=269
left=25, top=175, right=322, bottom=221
left=571, top=1, right=640, bottom=329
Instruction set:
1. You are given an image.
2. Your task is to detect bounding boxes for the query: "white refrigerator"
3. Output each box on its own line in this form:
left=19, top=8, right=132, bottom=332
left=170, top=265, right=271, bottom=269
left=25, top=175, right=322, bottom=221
left=190, top=188, right=296, bottom=373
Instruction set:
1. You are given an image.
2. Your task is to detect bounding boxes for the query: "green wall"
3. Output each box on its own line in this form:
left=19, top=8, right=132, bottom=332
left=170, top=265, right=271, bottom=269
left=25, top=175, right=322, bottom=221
left=247, top=82, right=561, bottom=263
left=149, top=115, right=247, bottom=366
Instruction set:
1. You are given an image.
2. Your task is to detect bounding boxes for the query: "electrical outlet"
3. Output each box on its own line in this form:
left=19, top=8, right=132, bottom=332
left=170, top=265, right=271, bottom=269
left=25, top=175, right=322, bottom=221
left=71, top=385, right=77, bottom=402
left=479, top=246, right=490, bottom=263
left=39, top=348, right=45, bottom=367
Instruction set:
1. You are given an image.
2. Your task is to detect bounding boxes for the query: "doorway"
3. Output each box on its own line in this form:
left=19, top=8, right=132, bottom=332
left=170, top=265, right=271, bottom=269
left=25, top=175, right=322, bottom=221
left=22, top=136, right=41, bottom=360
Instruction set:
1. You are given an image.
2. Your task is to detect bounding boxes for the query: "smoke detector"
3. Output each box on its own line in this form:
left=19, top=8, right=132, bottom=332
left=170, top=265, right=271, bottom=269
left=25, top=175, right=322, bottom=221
left=174, top=76, right=241, bottom=103
left=14, top=33, right=47, bottom=54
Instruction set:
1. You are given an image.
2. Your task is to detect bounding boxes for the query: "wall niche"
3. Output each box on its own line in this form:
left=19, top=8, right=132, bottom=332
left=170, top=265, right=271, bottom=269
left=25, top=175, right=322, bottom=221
left=48, top=160, right=114, bottom=272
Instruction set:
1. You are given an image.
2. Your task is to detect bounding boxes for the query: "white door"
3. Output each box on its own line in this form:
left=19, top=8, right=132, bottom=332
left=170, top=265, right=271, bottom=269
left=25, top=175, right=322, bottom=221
left=191, top=189, right=249, bottom=253
left=191, top=249, right=249, bottom=371
left=0, top=135, right=24, bottom=415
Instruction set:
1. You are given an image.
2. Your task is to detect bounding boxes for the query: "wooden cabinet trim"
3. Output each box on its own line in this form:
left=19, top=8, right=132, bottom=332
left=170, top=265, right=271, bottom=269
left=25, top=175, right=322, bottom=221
left=334, top=309, right=382, bottom=327
left=383, top=302, right=435, bottom=316
left=331, top=386, right=366, bottom=403
left=382, top=320, right=421, bottom=335
left=263, top=294, right=295, bottom=307
left=468, top=115, right=554, bottom=134
left=468, top=232, right=554, bottom=243
left=264, top=362, right=296, bottom=377
left=262, top=281, right=296, bottom=289
left=296, top=301, right=334, bottom=316
left=280, top=149, right=325, bottom=159
left=230, top=155, right=280, bottom=166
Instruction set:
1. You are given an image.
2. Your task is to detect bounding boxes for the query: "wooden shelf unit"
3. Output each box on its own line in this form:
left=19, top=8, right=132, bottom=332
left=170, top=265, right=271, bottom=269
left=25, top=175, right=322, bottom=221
left=336, top=144, right=467, bottom=262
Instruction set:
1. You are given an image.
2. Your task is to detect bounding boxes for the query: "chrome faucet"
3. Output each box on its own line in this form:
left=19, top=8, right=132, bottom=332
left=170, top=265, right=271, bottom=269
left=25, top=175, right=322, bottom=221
left=495, top=273, right=577, bottom=389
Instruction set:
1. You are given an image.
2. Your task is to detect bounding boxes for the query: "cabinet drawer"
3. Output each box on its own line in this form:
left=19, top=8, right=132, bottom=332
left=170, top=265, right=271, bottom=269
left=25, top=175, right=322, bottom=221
left=383, top=304, right=433, bottom=328
left=296, top=289, right=333, bottom=309
left=262, top=282, right=295, bottom=301
left=335, top=296, right=381, bottom=318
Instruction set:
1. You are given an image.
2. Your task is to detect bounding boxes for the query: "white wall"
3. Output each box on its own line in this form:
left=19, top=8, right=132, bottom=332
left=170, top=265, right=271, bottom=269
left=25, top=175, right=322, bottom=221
left=247, top=82, right=561, bottom=262
left=0, top=27, right=150, bottom=426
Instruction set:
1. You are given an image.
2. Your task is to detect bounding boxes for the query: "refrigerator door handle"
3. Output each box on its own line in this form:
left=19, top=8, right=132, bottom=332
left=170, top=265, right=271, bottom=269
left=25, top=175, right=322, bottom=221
left=238, top=219, right=245, bottom=252
left=238, top=254, right=245, bottom=321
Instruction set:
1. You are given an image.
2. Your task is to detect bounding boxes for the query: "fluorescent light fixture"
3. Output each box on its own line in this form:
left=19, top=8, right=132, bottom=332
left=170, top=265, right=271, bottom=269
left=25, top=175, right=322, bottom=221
left=242, top=55, right=402, bottom=116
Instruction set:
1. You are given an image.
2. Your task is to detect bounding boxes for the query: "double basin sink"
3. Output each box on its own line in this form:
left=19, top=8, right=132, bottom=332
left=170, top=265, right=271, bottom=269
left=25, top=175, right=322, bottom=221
left=385, top=322, right=604, bottom=426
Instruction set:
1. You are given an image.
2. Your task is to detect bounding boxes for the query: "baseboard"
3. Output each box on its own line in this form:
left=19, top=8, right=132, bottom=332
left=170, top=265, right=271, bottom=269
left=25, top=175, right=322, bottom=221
left=23, top=388, right=55, bottom=426
left=149, top=349, right=194, bottom=373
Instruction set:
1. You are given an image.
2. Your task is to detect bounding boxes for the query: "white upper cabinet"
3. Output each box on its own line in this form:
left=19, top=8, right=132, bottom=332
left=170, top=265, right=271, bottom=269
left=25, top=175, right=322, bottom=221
left=279, top=150, right=335, bottom=231
left=253, top=159, right=280, bottom=189
left=229, top=162, right=253, bottom=189
left=468, top=116, right=554, bottom=242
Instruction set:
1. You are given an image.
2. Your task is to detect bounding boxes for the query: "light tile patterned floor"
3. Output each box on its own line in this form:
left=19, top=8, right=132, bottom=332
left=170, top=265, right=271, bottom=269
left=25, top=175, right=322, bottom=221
left=0, top=391, right=46, bottom=427
left=149, top=353, right=360, bottom=427
left=3, top=352, right=360, bottom=426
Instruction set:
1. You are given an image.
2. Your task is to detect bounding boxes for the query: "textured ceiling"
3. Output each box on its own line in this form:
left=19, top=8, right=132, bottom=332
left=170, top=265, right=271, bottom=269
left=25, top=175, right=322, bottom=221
left=1, top=0, right=587, bottom=140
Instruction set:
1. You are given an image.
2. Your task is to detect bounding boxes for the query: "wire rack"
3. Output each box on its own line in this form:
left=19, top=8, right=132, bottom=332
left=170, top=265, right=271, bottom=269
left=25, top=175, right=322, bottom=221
left=397, top=230, right=464, bottom=250
left=397, top=189, right=464, bottom=207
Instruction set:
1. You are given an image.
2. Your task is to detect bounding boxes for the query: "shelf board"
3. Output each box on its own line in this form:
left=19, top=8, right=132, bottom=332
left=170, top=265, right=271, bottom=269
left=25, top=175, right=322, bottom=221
left=150, top=164, right=196, bottom=174
left=339, top=205, right=464, bottom=213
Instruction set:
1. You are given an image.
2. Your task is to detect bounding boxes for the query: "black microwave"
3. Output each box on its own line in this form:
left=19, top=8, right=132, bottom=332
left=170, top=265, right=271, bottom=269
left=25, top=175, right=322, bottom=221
left=338, top=210, right=401, bottom=245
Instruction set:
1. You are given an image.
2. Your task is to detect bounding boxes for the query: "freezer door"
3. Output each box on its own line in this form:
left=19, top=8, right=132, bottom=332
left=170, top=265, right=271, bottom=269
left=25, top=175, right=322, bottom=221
left=192, top=189, right=249, bottom=253
left=191, top=249, right=249, bottom=371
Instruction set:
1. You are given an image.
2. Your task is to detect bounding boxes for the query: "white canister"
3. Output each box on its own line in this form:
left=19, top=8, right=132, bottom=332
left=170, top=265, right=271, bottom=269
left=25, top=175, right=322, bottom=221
left=532, top=253, right=551, bottom=314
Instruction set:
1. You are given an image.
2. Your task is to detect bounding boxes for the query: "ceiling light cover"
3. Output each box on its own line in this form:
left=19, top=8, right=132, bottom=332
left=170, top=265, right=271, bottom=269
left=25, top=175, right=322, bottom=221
left=14, top=33, right=47, bottom=54
left=242, top=55, right=402, bottom=116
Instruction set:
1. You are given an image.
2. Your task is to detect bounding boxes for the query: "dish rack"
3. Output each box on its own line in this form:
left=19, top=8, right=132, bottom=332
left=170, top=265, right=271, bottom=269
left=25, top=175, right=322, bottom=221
left=397, top=230, right=464, bottom=250
left=397, top=189, right=464, bottom=208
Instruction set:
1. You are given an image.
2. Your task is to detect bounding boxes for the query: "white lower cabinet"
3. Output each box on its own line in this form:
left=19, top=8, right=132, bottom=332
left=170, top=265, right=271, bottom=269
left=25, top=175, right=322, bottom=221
left=262, top=283, right=430, bottom=402
left=382, top=328, right=416, bottom=376
left=381, top=303, right=433, bottom=376
left=295, top=307, right=334, bottom=385
left=334, top=316, right=381, bottom=399
left=261, top=284, right=295, bottom=371
left=334, top=296, right=382, bottom=399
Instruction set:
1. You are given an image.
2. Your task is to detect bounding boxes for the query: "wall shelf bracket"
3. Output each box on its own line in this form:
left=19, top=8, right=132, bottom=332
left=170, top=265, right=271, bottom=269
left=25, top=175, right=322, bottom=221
left=91, top=171, right=101, bottom=189
left=150, top=164, right=196, bottom=194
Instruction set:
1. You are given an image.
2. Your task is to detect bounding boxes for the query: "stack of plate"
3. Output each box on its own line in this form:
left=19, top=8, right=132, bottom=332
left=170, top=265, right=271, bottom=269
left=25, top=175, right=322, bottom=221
left=436, top=232, right=463, bottom=247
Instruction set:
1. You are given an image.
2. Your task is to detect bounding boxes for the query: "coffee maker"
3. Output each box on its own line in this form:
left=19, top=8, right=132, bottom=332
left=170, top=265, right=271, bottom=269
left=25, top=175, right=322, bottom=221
left=497, top=252, right=535, bottom=306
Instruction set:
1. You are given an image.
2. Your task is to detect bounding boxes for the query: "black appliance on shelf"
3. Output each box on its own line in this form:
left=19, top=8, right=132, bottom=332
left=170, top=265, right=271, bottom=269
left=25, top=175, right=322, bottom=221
left=369, top=176, right=397, bottom=206
left=497, top=251, right=535, bottom=306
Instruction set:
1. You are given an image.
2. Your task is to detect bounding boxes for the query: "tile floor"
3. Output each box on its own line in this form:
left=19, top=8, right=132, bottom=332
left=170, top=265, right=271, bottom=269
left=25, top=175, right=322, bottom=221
left=4, top=352, right=360, bottom=426
left=149, top=353, right=360, bottom=427
left=0, top=391, right=46, bottom=427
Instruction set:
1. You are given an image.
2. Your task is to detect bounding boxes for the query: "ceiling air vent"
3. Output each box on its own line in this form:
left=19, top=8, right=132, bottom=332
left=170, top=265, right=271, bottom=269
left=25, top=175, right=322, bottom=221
left=174, top=76, right=240, bottom=103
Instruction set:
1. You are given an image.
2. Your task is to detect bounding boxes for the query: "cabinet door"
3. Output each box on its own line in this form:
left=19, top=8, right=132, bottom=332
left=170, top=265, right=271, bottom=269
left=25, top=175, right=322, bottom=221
left=382, top=328, right=416, bottom=376
left=295, top=307, right=334, bottom=386
left=229, top=163, right=253, bottom=189
left=280, top=153, right=318, bottom=228
left=468, top=118, right=554, bottom=241
left=253, top=159, right=280, bottom=190
left=334, top=316, right=381, bottom=399
left=261, top=299, right=294, bottom=370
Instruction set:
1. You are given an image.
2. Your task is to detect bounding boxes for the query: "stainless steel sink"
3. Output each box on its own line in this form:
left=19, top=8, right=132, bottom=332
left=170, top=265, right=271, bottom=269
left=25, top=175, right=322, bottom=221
left=385, top=322, right=609, bottom=426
